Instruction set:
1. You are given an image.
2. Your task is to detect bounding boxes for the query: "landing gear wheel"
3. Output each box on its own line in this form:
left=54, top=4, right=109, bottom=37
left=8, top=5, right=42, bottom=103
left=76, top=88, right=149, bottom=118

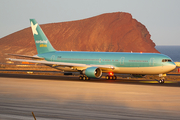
left=106, top=75, right=117, bottom=80
left=83, top=76, right=86, bottom=80
left=79, top=76, right=83, bottom=80
left=113, top=76, right=117, bottom=80
left=86, top=77, right=90, bottom=80
left=80, top=75, right=90, bottom=80
left=159, top=79, right=165, bottom=84
left=106, top=75, right=109, bottom=80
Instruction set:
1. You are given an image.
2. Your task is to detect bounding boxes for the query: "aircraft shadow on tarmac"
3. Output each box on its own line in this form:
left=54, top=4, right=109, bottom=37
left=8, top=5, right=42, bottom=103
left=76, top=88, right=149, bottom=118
left=0, top=73, right=180, bottom=87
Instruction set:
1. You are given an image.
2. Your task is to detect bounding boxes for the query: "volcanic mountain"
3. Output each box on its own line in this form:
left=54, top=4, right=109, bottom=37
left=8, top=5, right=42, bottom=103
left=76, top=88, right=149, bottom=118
left=0, top=12, right=159, bottom=63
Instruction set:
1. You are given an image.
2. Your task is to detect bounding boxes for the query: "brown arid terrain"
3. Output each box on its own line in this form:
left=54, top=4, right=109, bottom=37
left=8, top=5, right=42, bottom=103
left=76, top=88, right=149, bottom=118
left=0, top=12, right=159, bottom=63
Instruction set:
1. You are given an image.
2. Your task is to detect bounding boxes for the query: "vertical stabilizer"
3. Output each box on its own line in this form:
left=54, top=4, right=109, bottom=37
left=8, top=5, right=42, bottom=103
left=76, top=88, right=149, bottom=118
left=30, top=19, right=56, bottom=54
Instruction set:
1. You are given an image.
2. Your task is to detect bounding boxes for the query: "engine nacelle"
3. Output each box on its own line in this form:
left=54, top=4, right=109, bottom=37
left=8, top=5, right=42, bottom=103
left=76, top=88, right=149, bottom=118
left=84, top=67, right=102, bottom=78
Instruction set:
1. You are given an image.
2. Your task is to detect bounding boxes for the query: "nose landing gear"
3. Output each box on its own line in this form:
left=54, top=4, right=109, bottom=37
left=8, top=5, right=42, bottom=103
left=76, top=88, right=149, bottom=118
left=158, top=78, right=165, bottom=84
left=158, top=74, right=166, bottom=84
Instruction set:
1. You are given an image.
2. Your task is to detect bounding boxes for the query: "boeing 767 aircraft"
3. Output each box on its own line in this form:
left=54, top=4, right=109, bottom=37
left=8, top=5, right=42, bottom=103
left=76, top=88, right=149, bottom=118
left=8, top=19, right=176, bottom=84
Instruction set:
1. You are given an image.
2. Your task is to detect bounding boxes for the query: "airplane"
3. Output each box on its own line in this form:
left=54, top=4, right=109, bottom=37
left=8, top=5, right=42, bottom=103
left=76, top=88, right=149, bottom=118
left=8, top=19, right=176, bottom=84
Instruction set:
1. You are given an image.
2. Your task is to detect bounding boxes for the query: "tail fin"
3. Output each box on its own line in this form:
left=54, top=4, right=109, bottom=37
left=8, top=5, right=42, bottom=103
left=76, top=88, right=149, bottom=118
left=30, top=19, right=56, bottom=54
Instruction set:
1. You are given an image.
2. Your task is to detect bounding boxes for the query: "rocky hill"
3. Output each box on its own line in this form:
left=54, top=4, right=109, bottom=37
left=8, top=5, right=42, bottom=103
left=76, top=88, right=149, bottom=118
left=0, top=12, right=159, bottom=63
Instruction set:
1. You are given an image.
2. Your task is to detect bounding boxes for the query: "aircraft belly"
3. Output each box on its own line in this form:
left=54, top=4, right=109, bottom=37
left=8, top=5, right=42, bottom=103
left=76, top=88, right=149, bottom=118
left=55, top=66, right=77, bottom=72
left=113, top=65, right=175, bottom=74
left=55, top=66, right=87, bottom=72
left=55, top=65, right=175, bottom=74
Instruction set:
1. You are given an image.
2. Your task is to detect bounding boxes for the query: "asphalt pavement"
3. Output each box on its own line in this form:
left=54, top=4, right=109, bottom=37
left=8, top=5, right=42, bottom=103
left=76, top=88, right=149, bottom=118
left=0, top=73, right=180, bottom=120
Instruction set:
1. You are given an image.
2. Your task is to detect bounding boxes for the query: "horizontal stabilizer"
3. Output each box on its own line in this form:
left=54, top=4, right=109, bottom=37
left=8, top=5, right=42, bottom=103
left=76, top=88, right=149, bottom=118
left=6, top=53, right=44, bottom=60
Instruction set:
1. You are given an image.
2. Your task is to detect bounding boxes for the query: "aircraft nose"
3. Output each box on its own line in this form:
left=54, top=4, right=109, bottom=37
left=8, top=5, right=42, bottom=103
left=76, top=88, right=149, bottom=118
left=169, top=63, right=176, bottom=70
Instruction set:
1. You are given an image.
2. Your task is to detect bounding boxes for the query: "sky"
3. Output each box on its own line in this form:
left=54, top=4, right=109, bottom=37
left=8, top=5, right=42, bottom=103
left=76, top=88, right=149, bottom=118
left=0, top=0, right=180, bottom=45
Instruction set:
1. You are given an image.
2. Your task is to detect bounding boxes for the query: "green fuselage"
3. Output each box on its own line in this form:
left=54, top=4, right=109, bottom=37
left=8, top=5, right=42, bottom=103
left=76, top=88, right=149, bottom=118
left=38, top=51, right=175, bottom=68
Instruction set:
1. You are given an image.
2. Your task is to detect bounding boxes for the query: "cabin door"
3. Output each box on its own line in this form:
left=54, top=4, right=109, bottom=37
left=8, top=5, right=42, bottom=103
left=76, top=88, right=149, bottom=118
left=99, top=58, right=101, bottom=63
left=51, top=55, right=55, bottom=62
left=120, top=57, right=125, bottom=65
left=149, top=58, right=155, bottom=67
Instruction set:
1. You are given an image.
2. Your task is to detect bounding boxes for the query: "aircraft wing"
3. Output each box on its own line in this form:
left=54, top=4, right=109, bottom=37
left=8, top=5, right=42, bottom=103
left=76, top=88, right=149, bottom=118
left=6, top=53, right=44, bottom=60
left=8, top=58, right=115, bottom=70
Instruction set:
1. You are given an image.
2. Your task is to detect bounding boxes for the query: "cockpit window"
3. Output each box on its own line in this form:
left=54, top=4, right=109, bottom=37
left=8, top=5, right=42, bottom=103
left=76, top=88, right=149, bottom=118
left=162, top=59, right=172, bottom=62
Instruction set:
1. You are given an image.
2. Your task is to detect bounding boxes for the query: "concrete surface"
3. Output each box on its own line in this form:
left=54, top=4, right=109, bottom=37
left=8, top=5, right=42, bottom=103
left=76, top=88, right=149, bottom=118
left=0, top=73, right=180, bottom=120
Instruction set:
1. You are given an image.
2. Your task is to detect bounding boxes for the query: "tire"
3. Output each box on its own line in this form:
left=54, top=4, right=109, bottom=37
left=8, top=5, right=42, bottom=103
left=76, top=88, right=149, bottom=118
left=83, top=76, right=86, bottom=80
left=113, top=76, right=117, bottom=80
left=161, top=79, right=164, bottom=84
left=159, top=79, right=164, bottom=84
left=86, top=77, right=90, bottom=80
left=106, top=75, right=109, bottom=80
left=79, top=76, right=83, bottom=80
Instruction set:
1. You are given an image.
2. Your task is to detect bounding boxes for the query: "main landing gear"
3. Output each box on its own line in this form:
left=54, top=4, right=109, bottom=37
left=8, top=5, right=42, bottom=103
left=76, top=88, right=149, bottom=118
left=106, top=72, right=117, bottom=80
left=79, top=75, right=90, bottom=80
left=106, top=75, right=117, bottom=80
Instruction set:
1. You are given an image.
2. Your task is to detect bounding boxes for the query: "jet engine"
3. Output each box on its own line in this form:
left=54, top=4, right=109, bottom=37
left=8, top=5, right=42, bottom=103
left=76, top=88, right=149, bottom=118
left=83, top=67, right=102, bottom=78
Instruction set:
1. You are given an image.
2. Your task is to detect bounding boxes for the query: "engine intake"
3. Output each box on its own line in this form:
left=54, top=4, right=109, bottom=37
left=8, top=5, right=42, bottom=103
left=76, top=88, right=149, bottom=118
left=84, top=67, right=102, bottom=78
